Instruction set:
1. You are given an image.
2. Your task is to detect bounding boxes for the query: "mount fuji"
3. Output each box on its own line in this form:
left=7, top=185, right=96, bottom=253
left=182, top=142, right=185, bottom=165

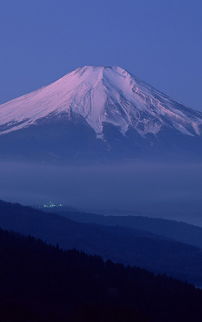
left=0, top=66, right=202, bottom=163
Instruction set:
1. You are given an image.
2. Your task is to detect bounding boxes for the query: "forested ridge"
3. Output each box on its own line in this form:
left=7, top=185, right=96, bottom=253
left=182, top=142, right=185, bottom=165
left=0, top=228, right=202, bottom=322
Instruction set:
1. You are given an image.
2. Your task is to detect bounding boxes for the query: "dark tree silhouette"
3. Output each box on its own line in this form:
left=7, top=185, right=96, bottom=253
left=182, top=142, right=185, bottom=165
left=0, top=228, right=202, bottom=322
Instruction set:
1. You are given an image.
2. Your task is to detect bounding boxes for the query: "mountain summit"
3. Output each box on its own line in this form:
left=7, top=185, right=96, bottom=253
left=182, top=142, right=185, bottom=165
left=0, top=66, right=202, bottom=162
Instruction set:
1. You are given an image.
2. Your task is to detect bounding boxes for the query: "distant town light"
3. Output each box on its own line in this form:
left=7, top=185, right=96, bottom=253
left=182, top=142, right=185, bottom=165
left=43, top=201, right=63, bottom=208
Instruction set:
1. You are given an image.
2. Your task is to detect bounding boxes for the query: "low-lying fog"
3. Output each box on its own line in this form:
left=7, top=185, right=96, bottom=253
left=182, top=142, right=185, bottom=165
left=1, top=161, right=202, bottom=226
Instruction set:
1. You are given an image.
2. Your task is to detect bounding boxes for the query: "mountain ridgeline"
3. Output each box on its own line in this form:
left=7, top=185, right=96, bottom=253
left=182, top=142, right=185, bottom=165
left=1, top=228, right=202, bottom=322
left=1, top=200, right=202, bottom=285
left=0, top=66, right=201, bottom=162
left=50, top=207, right=202, bottom=249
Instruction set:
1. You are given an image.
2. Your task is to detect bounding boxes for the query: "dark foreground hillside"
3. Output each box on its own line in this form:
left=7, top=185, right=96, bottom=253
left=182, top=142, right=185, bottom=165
left=2, top=200, right=202, bottom=285
left=0, top=229, right=202, bottom=322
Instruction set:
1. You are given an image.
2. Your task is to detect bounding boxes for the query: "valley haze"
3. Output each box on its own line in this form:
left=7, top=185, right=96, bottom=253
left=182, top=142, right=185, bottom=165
left=1, top=161, right=202, bottom=226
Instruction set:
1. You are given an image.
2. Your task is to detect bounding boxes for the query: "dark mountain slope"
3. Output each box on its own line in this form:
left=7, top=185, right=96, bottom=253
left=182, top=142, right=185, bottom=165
left=1, top=200, right=202, bottom=285
left=1, top=228, right=202, bottom=322
left=52, top=208, right=202, bottom=249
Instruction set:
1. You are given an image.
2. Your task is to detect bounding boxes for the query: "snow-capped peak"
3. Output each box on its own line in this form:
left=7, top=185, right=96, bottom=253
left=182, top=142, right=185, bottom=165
left=0, top=65, right=202, bottom=138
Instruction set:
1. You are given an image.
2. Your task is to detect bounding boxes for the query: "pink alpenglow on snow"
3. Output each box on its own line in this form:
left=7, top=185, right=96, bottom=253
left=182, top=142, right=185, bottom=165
left=0, top=66, right=202, bottom=139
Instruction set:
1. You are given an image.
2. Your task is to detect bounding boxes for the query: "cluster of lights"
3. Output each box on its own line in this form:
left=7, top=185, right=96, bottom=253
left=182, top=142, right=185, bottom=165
left=43, top=201, right=63, bottom=208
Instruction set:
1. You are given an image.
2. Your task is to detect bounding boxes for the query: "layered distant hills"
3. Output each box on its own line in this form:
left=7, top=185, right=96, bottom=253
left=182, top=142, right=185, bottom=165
left=2, top=200, right=202, bottom=286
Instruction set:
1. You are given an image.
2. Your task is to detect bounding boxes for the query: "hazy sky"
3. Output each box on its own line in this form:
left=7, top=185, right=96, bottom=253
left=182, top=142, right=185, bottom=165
left=1, top=0, right=202, bottom=111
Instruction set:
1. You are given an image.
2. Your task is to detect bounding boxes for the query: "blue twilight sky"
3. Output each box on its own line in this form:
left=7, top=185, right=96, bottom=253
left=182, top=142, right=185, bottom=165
left=0, top=0, right=202, bottom=111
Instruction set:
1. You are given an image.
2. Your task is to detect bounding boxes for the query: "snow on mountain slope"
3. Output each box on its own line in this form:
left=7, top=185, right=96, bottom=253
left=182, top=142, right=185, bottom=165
left=0, top=66, right=202, bottom=139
